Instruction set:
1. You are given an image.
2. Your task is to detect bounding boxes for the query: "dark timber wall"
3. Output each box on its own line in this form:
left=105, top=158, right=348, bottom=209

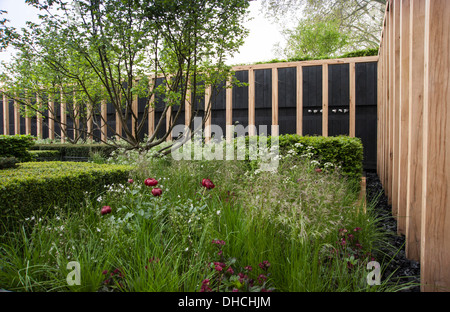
left=1, top=56, right=378, bottom=169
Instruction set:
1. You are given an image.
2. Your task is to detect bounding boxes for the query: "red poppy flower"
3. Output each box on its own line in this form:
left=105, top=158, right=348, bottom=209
left=202, top=178, right=215, bottom=189
left=145, top=178, right=158, bottom=187
left=101, top=206, right=112, bottom=215
left=151, top=188, right=163, bottom=197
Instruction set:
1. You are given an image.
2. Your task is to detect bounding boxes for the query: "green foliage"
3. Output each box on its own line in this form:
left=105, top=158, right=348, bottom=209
left=30, top=144, right=117, bottom=160
left=0, top=161, right=133, bottom=230
left=235, top=134, right=363, bottom=181
left=1, top=0, right=251, bottom=149
left=0, top=135, right=35, bottom=162
left=281, top=18, right=349, bottom=59
left=278, top=134, right=364, bottom=181
left=29, top=150, right=61, bottom=162
left=340, top=48, right=379, bottom=58
left=0, top=157, right=19, bottom=170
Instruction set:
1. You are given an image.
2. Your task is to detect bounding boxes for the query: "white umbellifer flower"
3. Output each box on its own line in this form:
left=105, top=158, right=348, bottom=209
left=216, top=210, right=221, bottom=216
left=185, top=247, right=189, bottom=252
left=97, top=196, right=102, bottom=202
left=96, top=228, right=101, bottom=232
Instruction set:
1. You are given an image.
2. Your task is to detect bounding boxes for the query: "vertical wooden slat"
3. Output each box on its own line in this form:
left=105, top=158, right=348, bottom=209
left=48, top=97, right=55, bottom=140
left=149, top=81, right=156, bottom=138
left=204, top=84, right=212, bottom=142
left=2, top=93, right=9, bottom=135
left=36, top=94, right=42, bottom=138
left=272, top=68, right=279, bottom=129
left=73, top=90, right=79, bottom=140
left=406, top=0, right=425, bottom=261
left=248, top=69, right=256, bottom=136
left=226, top=77, right=233, bottom=143
left=14, top=97, right=20, bottom=135
left=349, top=62, right=356, bottom=137
left=60, top=90, right=66, bottom=143
left=115, top=108, right=122, bottom=140
left=421, top=0, right=450, bottom=292
left=387, top=0, right=394, bottom=203
left=322, top=64, right=329, bottom=137
left=397, top=0, right=410, bottom=235
left=296, top=65, right=303, bottom=136
left=392, top=0, right=401, bottom=217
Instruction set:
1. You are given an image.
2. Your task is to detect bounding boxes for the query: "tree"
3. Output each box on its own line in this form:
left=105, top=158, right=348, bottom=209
left=280, top=17, right=349, bottom=59
left=261, top=0, right=386, bottom=51
left=0, top=0, right=250, bottom=151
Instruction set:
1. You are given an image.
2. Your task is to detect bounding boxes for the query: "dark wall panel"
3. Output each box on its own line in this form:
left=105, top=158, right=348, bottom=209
left=303, top=66, right=322, bottom=136
left=254, top=69, right=271, bottom=135
left=328, top=64, right=350, bottom=136
left=355, top=62, right=378, bottom=169
left=278, top=67, right=297, bottom=135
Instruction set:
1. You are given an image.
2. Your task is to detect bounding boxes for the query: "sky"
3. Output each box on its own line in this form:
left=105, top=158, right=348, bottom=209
left=0, top=0, right=289, bottom=67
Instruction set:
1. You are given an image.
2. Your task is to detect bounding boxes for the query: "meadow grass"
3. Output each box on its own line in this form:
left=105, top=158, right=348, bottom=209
left=0, top=147, right=414, bottom=292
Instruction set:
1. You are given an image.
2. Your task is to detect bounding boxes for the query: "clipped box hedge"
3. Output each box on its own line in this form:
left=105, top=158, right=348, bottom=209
left=29, top=144, right=117, bottom=160
left=279, top=134, right=364, bottom=180
left=237, top=134, right=363, bottom=181
left=29, top=150, right=62, bottom=162
left=0, top=134, right=35, bottom=162
left=0, top=161, right=133, bottom=229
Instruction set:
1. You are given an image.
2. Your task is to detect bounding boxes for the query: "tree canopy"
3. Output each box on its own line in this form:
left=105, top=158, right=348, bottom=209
left=1, top=0, right=250, bottom=150
left=261, top=0, right=386, bottom=58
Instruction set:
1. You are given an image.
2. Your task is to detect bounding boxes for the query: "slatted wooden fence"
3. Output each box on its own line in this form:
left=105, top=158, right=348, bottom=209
left=1, top=56, right=378, bottom=168
left=378, top=0, right=450, bottom=292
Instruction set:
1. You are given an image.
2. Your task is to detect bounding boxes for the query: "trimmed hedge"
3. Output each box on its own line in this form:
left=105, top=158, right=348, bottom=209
left=236, top=134, right=363, bottom=181
left=29, top=144, right=117, bottom=160
left=0, top=135, right=35, bottom=162
left=0, top=157, right=19, bottom=170
left=29, top=150, right=61, bottom=162
left=278, top=135, right=364, bottom=180
left=0, top=161, right=133, bottom=229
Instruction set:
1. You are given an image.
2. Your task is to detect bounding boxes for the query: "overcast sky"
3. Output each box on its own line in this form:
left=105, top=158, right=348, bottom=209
left=0, top=0, right=288, bottom=67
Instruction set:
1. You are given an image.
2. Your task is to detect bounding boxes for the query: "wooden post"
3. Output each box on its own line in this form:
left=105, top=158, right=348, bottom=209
left=204, top=84, right=211, bottom=142
left=322, top=64, right=329, bottom=137
left=184, top=89, right=190, bottom=128
left=392, top=0, right=401, bottom=217
left=248, top=69, right=256, bottom=136
left=406, top=0, right=425, bottom=261
left=87, top=102, right=93, bottom=141
left=396, top=0, right=410, bottom=235
left=271, top=68, right=279, bottom=130
left=149, top=82, right=156, bottom=138
left=36, top=94, right=42, bottom=139
left=387, top=0, right=394, bottom=203
left=349, top=62, right=356, bottom=137
left=2, top=93, right=9, bottom=135
left=48, top=96, right=55, bottom=140
left=60, top=90, right=66, bottom=143
left=73, top=90, right=79, bottom=140
left=14, top=97, right=20, bottom=135
left=421, top=0, right=450, bottom=292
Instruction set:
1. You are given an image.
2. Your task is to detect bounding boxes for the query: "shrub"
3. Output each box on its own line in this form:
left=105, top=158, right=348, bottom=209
left=0, top=157, right=19, bottom=170
left=278, top=135, right=364, bottom=181
left=235, top=134, right=363, bottom=181
left=29, top=150, right=61, bottom=162
left=0, top=161, right=133, bottom=230
left=29, top=144, right=117, bottom=161
left=0, top=135, right=35, bottom=162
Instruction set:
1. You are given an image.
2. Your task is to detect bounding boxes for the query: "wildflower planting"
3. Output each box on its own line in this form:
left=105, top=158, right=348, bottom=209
left=0, top=139, right=412, bottom=292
